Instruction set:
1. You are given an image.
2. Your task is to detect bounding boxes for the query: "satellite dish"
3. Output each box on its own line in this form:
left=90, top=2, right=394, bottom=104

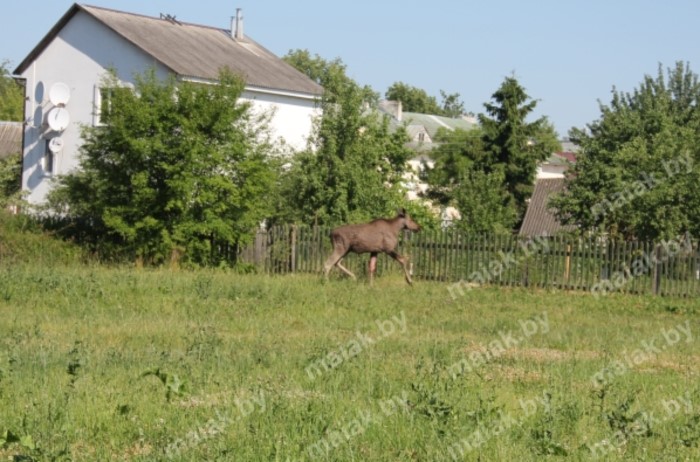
left=48, top=136, right=64, bottom=153
left=49, top=82, right=71, bottom=106
left=46, top=107, right=70, bottom=131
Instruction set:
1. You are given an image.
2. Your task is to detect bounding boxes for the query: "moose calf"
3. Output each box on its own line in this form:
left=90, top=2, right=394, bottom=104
left=323, top=208, right=421, bottom=285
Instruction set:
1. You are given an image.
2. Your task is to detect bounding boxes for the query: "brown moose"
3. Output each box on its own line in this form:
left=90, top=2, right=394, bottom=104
left=323, top=208, right=421, bottom=285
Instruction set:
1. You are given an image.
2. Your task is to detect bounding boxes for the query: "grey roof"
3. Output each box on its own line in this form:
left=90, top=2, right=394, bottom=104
left=15, top=4, right=323, bottom=97
left=400, top=112, right=476, bottom=139
left=519, top=178, right=575, bottom=236
left=0, top=122, right=22, bottom=159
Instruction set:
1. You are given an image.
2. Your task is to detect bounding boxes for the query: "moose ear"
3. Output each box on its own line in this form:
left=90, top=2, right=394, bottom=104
left=397, top=207, right=406, bottom=217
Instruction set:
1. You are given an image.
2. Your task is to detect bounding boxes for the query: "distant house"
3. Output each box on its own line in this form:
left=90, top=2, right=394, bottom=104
left=379, top=100, right=476, bottom=153
left=378, top=100, right=475, bottom=221
left=13, top=4, right=323, bottom=205
left=536, top=146, right=578, bottom=180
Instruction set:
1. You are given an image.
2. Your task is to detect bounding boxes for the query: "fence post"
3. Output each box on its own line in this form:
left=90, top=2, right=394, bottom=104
left=651, top=244, right=661, bottom=295
left=290, top=225, right=297, bottom=273
left=565, top=244, right=571, bottom=285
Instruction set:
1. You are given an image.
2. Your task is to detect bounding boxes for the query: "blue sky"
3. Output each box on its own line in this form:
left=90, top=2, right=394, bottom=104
left=2, top=0, right=699, bottom=137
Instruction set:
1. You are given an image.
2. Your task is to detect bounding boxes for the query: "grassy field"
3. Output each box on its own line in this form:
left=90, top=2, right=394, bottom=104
left=0, top=256, right=699, bottom=461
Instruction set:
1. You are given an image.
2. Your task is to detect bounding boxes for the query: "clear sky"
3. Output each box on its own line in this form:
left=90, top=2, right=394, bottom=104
left=2, top=0, right=699, bottom=137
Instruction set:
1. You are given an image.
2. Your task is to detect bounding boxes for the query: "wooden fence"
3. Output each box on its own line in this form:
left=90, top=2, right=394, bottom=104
left=236, top=225, right=700, bottom=297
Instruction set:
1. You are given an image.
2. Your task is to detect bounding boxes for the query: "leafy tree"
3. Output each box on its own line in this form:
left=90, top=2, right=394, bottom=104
left=425, top=127, right=517, bottom=232
left=440, top=90, right=466, bottom=118
left=424, top=127, right=486, bottom=203
left=453, top=168, right=517, bottom=234
left=384, top=82, right=466, bottom=118
left=425, top=76, right=558, bottom=231
left=0, top=60, right=23, bottom=207
left=551, top=62, right=700, bottom=240
left=48, top=68, right=276, bottom=264
left=385, top=82, right=443, bottom=115
left=278, top=50, right=426, bottom=227
left=0, top=60, right=23, bottom=121
left=284, top=49, right=378, bottom=105
left=0, top=155, right=21, bottom=208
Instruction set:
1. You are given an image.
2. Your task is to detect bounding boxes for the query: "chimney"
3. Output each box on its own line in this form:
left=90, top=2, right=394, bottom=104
left=231, top=8, right=244, bottom=40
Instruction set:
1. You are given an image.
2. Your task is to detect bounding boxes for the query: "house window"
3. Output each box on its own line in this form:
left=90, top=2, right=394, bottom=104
left=43, top=140, right=54, bottom=175
left=94, top=84, right=132, bottom=126
left=418, top=132, right=425, bottom=142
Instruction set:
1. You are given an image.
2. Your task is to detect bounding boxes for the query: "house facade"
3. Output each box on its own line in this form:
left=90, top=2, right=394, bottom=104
left=14, top=4, right=323, bottom=205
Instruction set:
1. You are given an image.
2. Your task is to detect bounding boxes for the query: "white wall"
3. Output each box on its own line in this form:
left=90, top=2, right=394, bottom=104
left=242, top=89, right=319, bottom=153
left=20, top=10, right=318, bottom=205
left=536, top=164, right=566, bottom=179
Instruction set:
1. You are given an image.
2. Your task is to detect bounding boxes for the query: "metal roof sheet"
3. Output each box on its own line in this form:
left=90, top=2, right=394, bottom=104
left=0, top=122, right=22, bottom=159
left=519, top=178, right=575, bottom=236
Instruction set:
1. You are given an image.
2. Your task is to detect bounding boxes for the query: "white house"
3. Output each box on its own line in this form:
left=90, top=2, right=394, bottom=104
left=13, top=4, right=323, bottom=205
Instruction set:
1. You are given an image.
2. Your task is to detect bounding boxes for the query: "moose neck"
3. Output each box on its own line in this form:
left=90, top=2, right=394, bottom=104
left=389, top=216, right=405, bottom=234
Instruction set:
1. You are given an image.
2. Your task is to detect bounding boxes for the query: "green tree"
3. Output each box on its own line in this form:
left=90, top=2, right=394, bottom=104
left=385, top=82, right=443, bottom=115
left=48, top=68, right=276, bottom=264
left=278, top=51, right=424, bottom=226
left=551, top=62, right=700, bottom=240
left=0, top=60, right=23, bottom=207
left=440, top=90, right=465, bottom=118
left=453, top=168, right=517, bottom=234
left=425, top=127, right=517, bottom=232
left=479, top=76, right=560, bottom=218
left=384, top=82, right=466, bottom=118
left=0, top=155, right=21, bottom=208
left=425, top=76, right=558, bottom=232
left=0, top=60, right=23, bottom=121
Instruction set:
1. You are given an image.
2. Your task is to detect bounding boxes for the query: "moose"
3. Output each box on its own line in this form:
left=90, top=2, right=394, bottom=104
left=323, top=208, right=421, bottom=285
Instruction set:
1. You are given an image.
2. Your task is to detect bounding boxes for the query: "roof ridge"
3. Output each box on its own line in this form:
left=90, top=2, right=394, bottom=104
left=80, top=3, right=229, bottom=33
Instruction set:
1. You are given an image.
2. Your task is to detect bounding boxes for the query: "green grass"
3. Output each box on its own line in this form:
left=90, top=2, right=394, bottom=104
left=0, top=262, right=699, bottom=461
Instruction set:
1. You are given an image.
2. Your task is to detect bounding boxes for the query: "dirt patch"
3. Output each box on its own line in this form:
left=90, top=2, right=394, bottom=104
left=484, top=364, right=543, bottom=382
left=459, top=344, right=601, bottom=363
left=505, top=347, right=601, bottom=362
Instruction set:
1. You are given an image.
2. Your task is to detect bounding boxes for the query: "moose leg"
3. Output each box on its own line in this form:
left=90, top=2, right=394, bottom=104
left=388, top=251, right=413, bottom=286
left=335, top=259, right=357, bottom=280
left=323, top=251, right=356, bottom=280
left=368, top=252, right=378, bottom=286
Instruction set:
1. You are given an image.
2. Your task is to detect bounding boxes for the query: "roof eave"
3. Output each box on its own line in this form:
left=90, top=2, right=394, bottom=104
left=178, top=75, right=321, bottom=100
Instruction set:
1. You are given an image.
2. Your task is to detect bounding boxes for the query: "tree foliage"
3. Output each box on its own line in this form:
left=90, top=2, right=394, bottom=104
left=440, top=90, right=466, bottom=118
left=0, top=155, right=21, bottom=208
left=551, top=62, right=700, bottom=240
left=385, top=82, right=465, bottom=117
left=425, top=76, right=559, bottom=232
left=0, top=60, right=23, bottom=207
left=48, top=68, right=276, bottom=264
left=279, top=50, right=425, bottom=226
left=0, top=60, right=23, bottom=121
left=479, top=76, right=560, bottom=218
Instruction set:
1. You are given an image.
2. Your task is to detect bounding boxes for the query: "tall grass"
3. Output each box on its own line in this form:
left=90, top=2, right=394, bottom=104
left=0, top=261, right=698, bottom=461
left=0, top=211, right=84, bottom=266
